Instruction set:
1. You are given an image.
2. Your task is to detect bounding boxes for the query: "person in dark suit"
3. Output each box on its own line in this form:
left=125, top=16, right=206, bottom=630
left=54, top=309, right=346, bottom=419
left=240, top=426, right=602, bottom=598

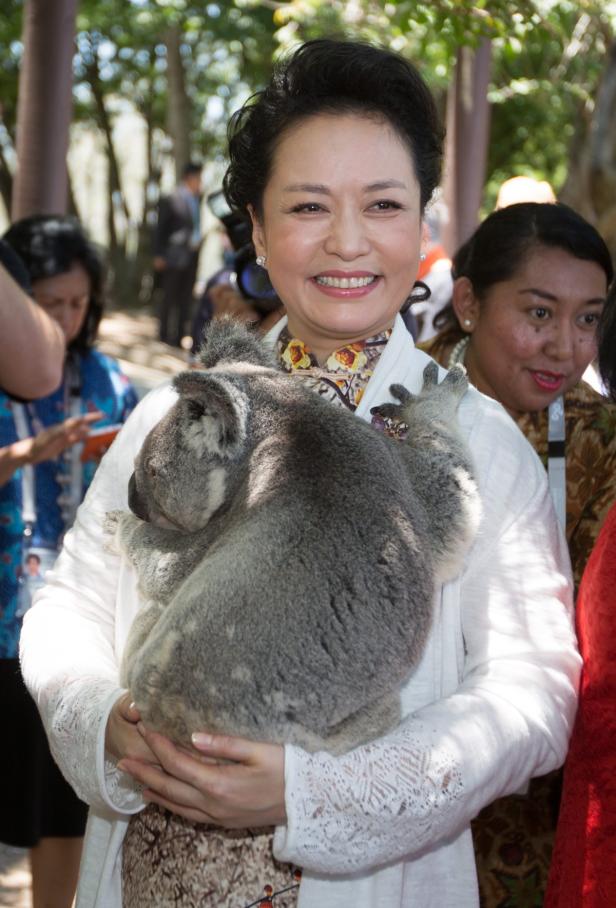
left=153, top=162, right=203, bottom=347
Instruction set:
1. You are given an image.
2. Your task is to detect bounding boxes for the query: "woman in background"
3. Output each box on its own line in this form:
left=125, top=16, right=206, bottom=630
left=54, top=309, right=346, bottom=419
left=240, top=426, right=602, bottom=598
left=425, top=202, right=615, bottom=588
left=0, top=216, right=138, bottom=908
left=545, top=283, right=616, bottom=906
left=423, top=201, right=615, bottom=905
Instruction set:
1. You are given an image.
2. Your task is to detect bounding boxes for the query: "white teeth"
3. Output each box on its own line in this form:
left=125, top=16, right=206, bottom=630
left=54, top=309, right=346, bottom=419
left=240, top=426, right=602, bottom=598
left=315, top=275, right=375, bottom=288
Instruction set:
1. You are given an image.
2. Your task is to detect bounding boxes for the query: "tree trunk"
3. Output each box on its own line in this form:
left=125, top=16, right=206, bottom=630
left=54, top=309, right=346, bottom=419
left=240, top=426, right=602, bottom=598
left=12, top=0, right=78, bottom=220
left=0, top=141, right=13, bottom=219
left=83, top=47, right=131, bottom=249
left=560, top=41, right=616, bottom=260
left=165, top=23, right=191, bottom=180
left=132, top=94, right=159, bottom=306
left=442, top=39, right=492, bottom=255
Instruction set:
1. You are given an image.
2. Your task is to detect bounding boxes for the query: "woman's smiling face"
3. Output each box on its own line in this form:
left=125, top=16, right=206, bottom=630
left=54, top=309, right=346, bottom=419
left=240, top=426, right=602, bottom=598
left=458, top=245, right=607, bottom=417
left=250, top=112, right=423, bottom=359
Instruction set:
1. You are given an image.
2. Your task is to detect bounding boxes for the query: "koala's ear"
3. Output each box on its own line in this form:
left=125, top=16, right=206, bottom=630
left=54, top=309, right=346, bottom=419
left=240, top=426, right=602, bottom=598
left=173, top=371, right=248, bottom=456
left=198, top=316, right=277, bottom=370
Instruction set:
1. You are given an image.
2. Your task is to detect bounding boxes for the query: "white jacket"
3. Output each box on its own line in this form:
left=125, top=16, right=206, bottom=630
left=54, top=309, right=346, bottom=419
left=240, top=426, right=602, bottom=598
left=20, top=316, right=580, bottom=908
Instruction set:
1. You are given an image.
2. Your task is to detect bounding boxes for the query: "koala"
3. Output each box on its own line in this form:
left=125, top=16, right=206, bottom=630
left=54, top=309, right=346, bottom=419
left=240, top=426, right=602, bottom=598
left=106, top=319, right=481, bottom=754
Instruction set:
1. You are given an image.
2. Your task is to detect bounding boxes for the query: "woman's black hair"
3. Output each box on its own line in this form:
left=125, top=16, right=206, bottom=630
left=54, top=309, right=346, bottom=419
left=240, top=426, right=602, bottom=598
left=223, top=38, right=444, bottom=218
left=598, top=281, right=616, bottom=401
left=2, top=214, right=106, bottom=353
left=0, top=239, right=32, bottom=293
left=434, top=202, right=614, bottom=335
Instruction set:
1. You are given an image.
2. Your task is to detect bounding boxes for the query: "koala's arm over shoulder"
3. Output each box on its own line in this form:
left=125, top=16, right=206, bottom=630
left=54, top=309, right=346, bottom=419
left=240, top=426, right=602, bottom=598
left=373, top=364, right=481, bottom=578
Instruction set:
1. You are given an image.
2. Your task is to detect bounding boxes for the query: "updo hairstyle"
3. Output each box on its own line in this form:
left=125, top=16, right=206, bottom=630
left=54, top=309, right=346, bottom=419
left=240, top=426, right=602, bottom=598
left=223, top=38, right=444, bottom=218
left=3, top=215, right=106, bottom=353
left=434, top=202, right=613, bottom=338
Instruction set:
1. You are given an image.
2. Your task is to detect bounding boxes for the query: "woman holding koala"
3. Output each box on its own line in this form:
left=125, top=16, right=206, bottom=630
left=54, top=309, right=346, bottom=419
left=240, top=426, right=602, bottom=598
left=20, top=39, right=578, bottom=908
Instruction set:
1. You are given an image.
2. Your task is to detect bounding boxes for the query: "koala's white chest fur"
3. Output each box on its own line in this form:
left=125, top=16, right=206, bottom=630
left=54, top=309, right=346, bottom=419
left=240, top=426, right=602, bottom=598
left=108, top=320, right=480, bottom=753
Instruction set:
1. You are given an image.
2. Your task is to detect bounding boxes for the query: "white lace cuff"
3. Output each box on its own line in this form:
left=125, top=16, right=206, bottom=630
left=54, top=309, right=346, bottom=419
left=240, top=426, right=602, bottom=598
left=42, top=675, right=143, bottom=814
left=274, top=725, right=464, bottom=874
left=98, top=688, right=146, bottom=814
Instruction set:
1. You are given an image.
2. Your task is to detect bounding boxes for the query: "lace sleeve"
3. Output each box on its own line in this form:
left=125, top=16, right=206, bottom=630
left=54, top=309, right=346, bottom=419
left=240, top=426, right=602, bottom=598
left=41, top=672, right=143, bottom=813
left=20, top=386, right=177, bottom=814
left=274, top=723, right=464, bottom=873
left=275, top=425, right=580, bottom=875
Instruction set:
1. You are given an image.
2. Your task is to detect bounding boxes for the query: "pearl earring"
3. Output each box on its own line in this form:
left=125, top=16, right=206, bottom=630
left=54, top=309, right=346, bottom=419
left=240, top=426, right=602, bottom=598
left=419, top=252, right=427, bottom=262
left=256, top=255, right=267, bottom=268
left=463, top=319, right=473, bottom=329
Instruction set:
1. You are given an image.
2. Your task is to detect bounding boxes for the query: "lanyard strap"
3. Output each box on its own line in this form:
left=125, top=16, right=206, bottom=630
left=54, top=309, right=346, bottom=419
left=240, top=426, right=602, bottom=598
left=12, top=360, right=84, bottom=532
left=547, top=395, right=566, bottom=530
left=12, top=403, right=37, bottom=526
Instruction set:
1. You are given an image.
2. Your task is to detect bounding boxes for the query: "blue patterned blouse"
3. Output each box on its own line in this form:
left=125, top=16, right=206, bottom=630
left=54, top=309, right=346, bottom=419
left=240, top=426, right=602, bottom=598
left=0, top=349, right=138, bottom=658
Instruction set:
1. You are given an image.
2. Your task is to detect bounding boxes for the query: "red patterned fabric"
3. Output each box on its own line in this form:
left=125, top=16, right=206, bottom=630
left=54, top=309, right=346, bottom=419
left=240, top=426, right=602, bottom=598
left=545, top=502, right=616, bottom=907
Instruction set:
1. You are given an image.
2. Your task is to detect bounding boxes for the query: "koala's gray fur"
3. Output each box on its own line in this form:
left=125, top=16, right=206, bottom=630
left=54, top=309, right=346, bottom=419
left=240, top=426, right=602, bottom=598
left=106, top=318, right=481, bottom=754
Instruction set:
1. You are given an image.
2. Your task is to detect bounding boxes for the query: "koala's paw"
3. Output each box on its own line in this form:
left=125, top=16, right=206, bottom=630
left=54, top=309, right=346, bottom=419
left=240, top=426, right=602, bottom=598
left=416, top=361, right=468, bottom=413
left=370, top=384, right=415, bottom=423
left=440, top=362, right=468, bottom=397
left=103, top=509, right=136, bottom=555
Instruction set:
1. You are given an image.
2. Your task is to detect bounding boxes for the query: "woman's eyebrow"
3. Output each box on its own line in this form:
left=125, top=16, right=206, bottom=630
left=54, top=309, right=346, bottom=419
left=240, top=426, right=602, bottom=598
left=365, top=179, right=408, bottom=191
left=518, top=287, right=606, bottom=305
left=282, top=179, right=408, bottom=193
left=283, top=183, right=330, bottom=194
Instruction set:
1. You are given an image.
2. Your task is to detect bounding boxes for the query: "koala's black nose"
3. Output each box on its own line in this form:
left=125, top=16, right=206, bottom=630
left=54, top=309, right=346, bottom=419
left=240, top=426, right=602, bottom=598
left=128, top=473, right=147, bottom=521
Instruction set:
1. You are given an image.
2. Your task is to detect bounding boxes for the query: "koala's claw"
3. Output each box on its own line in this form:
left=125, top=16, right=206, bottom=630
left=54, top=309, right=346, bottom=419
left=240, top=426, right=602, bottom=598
left=371, top=384, right=416, bottom=422
left=422, top=361, right=440, bottom=388
left=443, top=363, right=468, bottom=391
left=104, top=509, right=124, bottom=536
left=103, top=510, right=124, bottom=553
left=389, top=383, right=413, bottom=406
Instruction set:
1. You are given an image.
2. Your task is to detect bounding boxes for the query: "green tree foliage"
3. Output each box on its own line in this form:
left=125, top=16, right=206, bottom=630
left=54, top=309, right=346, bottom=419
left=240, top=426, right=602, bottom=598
left=268, top=0, right=614, bottom=208
left=2, top=1, right=615, bottom=297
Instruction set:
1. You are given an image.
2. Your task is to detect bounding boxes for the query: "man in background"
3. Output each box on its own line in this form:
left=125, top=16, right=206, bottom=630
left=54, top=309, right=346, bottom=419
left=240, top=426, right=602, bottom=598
left=153, top=161, right=203, bottom=347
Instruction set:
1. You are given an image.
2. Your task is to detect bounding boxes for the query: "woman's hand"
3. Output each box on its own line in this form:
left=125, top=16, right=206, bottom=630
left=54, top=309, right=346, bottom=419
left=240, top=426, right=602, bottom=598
left=105, top=693, right=159, bottom=765
left=117, top=727, right=287, bottom=828
left=0, top=411, right=103, bottom=486
left=28, top=411, right=103, bottom=464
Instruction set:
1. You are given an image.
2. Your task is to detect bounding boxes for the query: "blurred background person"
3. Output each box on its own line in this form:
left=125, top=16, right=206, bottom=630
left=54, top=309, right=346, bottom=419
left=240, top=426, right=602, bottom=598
left=423, top=200, right=614, bottom=906
left=0, top=215, right=138, bottom=908
left=495, top=174, right=557, bottom=209
left=189, top=189, right=285, bottom=355
left=153, top=161, right=203, bottom=348
left=412, top=195, right=453, bottom=343
left=0, top=241, right=65, bottom=399
left=545, top=283, right=616, bottom=907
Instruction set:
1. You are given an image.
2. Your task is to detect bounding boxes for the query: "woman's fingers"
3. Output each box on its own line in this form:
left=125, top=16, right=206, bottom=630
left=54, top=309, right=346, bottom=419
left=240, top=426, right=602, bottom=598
left=29, top=410, right=105, bottom=464
left=190, top=731, right=259, bottom=762
left=123, top=725, right=287, bottom=828
left=105, top=694, right=157, bottom=764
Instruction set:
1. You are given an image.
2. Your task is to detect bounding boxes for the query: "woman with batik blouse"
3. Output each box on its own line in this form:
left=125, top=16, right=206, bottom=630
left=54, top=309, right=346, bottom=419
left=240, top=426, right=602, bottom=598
left=20, top=40, right=579, bottom=908
left=421, top=201, right=614, bottom=908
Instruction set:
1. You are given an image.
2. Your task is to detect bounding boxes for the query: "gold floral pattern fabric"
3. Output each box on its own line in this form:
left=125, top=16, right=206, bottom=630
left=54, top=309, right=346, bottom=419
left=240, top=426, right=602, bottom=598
left=121, top=329, right=394, bottom=907
left=516, top=381, right=616, bottom=588
left=122, top=805, right=301, bottom=907
left=277, top=327, right=390, bottom=411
